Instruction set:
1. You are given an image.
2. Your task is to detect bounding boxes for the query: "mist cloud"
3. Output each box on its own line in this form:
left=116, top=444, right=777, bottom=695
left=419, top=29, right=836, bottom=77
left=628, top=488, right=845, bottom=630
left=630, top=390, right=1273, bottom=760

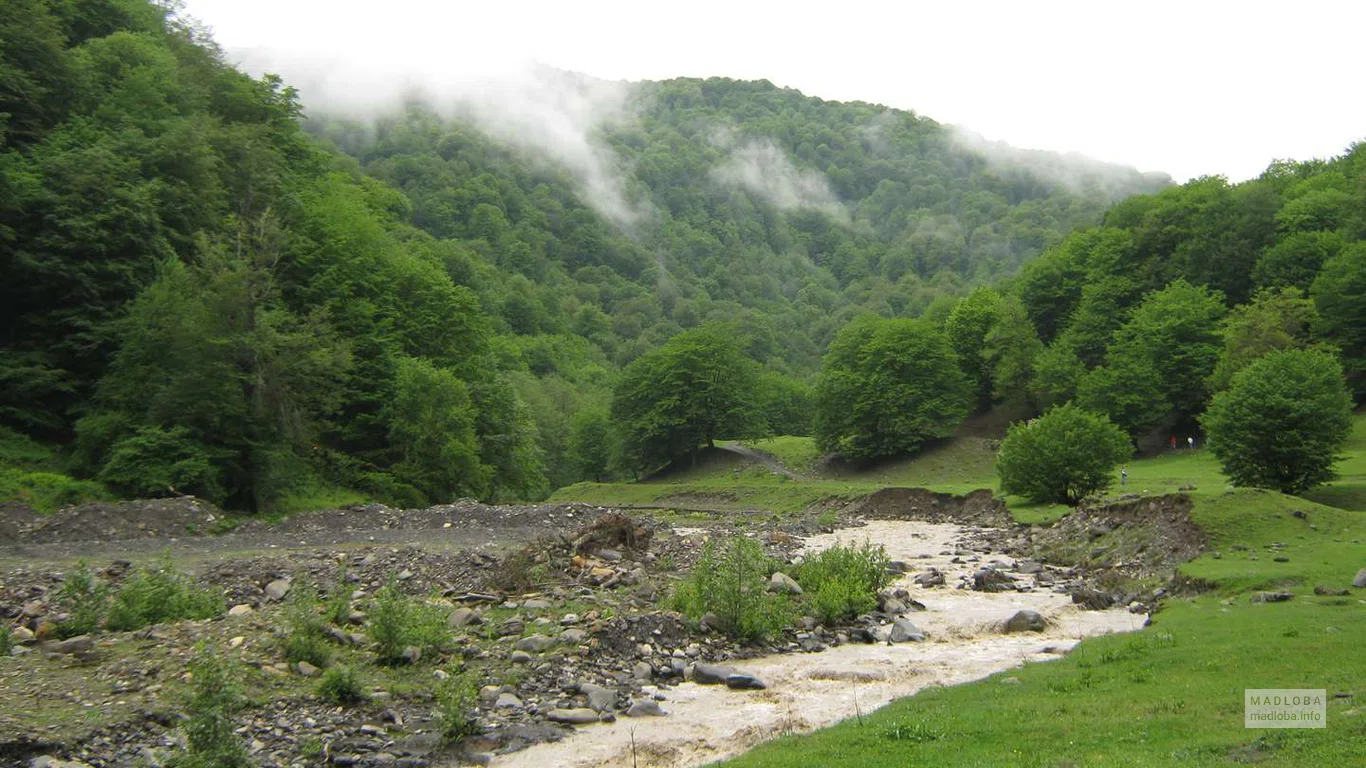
left=709, top=132, right=850, bottom=223
left=229, top=49, right=651, bottom=230
left=949, top=126, right=1171, bottom=200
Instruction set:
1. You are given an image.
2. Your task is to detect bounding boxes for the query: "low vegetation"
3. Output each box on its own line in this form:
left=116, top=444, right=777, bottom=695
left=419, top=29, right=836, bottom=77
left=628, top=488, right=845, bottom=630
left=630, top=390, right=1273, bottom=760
left=367, top=582, right=451, bottom=665
left=280, top=582, right=332, bottom=668
left=435, top=673, right=480, bottom=745
left=795, top=542, right=893, bottom=624
left=672, top=536, right=793, bottom=641
left=54, top=555, right=223, bottom=636
left=174, top=648, right=250, bottom=768
left=317, top=666, right=367, bottom=706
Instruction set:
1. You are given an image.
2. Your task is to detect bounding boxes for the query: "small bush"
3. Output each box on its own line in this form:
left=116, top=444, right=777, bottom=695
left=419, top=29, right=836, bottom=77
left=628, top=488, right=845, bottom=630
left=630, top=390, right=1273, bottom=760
left=996, top=403, right=1132, bottom=504
left=0, top=467, right=109, bottom=515
left=326, top=565, right=352, bottom=627
left=367, top=582, right=450, bottom=665
left=796, top=542, right=893, bottom=624
left=95, top=426, right=224, bottom=502
left=435, top=673, right=479, bottom=744
left=105, top=555, right=224, bottom=632
left=280, top=581, right=331, bottom=668
left=175, top=647, right=250, bottom=768
left=0, top=625, right=12, bottom=657
left=671, top=536, right=793, bottom=642
left=55, top=561, right=109, bottom=638
left=318, top=665, right=367, bottom=706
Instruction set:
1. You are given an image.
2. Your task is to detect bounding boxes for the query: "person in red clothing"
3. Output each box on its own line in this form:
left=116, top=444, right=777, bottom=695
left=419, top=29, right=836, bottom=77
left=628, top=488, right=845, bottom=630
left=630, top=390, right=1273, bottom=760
left=1169, top=435, right=1178, bottom=450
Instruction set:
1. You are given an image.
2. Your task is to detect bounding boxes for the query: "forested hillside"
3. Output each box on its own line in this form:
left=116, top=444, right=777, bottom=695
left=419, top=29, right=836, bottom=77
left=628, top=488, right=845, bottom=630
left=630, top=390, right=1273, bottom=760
left=15, top=0, right=1357, bottom=516
left=0, top=0, right=1176, bottom=513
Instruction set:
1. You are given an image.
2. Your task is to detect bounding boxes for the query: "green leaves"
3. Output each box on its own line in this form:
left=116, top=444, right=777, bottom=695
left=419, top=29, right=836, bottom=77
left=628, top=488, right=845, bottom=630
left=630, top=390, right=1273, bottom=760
left=814, top=316, right=971, bottom=461
left=996, top=404, right=1131, bottom=505
left=611, top=323, right=767, bottom=474
left=1203, top=349, right=1352, bottom=493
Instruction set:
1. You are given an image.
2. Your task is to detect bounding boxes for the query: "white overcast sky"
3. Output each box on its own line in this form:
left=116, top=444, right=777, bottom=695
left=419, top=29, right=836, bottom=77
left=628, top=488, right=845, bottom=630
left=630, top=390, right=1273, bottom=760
left=181, top=0, right=1366, bottom=183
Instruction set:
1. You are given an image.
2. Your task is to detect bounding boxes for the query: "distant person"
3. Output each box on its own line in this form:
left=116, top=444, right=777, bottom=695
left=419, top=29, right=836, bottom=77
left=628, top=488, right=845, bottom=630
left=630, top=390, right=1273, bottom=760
left=1120, top=466, right=1128, bottom=485
left=1169, top=435, right=1178, bottom=451
left=1187, top=435, right=1195, bottom=450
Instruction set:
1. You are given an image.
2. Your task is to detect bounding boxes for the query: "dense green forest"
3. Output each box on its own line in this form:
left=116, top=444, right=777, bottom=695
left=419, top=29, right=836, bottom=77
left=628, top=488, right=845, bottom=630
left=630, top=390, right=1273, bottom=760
left=3, top=0, right=1360, bottom=514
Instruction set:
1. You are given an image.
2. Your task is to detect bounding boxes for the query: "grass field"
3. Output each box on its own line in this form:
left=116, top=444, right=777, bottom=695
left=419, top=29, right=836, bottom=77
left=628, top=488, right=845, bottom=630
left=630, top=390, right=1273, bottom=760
left=702, top=414, right=1366, bottom=767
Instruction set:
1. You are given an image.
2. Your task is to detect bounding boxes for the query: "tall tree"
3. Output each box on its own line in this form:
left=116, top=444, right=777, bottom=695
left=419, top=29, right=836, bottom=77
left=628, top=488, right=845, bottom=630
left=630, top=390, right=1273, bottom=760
left=813, top=316, right=970, bottom=461
left=611, top=324, right=766, bottom=473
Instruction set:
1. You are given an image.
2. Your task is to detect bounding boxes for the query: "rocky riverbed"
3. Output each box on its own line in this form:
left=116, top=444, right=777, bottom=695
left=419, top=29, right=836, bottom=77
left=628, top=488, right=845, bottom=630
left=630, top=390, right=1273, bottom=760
left=0, top=493, right=1178, bottom=768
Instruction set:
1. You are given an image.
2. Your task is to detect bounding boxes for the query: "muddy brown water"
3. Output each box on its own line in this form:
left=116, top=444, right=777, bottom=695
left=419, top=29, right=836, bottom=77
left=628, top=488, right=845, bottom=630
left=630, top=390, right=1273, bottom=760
left=490, top=521, right=1145, bottom=768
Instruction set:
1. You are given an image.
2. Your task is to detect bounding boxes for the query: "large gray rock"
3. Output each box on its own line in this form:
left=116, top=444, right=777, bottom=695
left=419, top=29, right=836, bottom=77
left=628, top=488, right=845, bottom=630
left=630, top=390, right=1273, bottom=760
left=1003, top=610, right=1046, bottom=633
left=724, top=673, right=767, bottom=690
left=913, top=569, right=946, bottom=588
left=1353, top=568, right=1366, bottom=588
left=509, top=650, right=533, bottom=664
left=691, top=663, right=735, bottom=685
left=560, top=628, right=588, bottom=645
left=264, top=578, right=292, bottom=601
left=447, top=607, right=480, bottom=628
left=973, top=568, right=1015, bottom=592
left=495, top=693, right=524, bottom=710
left=625, top=699, right=666, bottom=717
left=547, top=708, right=600, bottom=725
left=888, top=617, right=927, bottom=643
left=1071, top=588, right=1114, bottom=610
left=514, top=634, right=555, bottom=653
left=768, top=572, right=803, bottom=595
left=46, top=635, right=94, bottom=655
left=579, top=683, right=618, bottom=712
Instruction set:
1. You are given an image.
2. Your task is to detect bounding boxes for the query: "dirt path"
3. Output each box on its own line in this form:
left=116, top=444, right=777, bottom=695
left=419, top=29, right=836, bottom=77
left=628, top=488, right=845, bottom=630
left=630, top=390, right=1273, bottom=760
left=713, top=444, right=804, bottom=479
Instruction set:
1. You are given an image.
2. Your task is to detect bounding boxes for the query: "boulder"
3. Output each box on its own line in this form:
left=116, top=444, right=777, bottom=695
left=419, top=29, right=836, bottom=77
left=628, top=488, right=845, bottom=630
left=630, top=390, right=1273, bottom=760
left=1251, top=591, right=1294, bottom=603
left=447, top=607, right=480, bottom=628
left=913, top=569, right=945, bottom=588
left=263, top=579, right=292, bottom=601
left=513, top=634, right=555, bottom=653
left=1003, top=610, right=1046, bottom=633
left=580, top=683, right=618, bottom=712
left=768, top=572, right=804, bottom=595
left=691, top=663, right=735, bottom=685
left=510, top=651, right=533, bottom=664
left=972, top=568, right=1015, bottom=592
left=46, top=635, right=94, bottom=655
left=227, top=604, right=253, bottom=617
left=625, top=699, right=666, bottom=717
left=560, top=628, right=588, bottom=645
left=400, top=646, right=422, bottom=665
left=724, top=673, right=767, bottom=690
left=494, top=693, right=524, bottom=710
left=887, top=617, right=927, bottom=643
left=547, top=708, right=600, bottom=725
left=1353, top=568, right=1366, bottom=589
left=294, top=661, right=320, bottom=677
left=1070, top=589, right=1114, bottom=610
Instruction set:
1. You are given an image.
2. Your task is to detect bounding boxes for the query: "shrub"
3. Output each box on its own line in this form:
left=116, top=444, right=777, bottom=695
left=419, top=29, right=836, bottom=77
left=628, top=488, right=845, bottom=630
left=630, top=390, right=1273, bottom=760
left=95, top=426, right=224, bottom=502
left=280, top=581, right=331, bottom=668
left=795, top=542, right=893, bottom=624
left=1202, top=348, right=1353, bottom=492
left=175, top=647, right=250, bottom=768
left=318, top=666, right=367, bottom=706
left=326, top=565, right=352, bottom=627
left=105, top=555, right=224, bottom=632
left=367, top=582, right=450, bottom=665
left=55, top=561, right=109, bottom=638
left=996, top=403, right=1132, bottom=504
left=672, top=536, right=793, bottom=642
left=0, top=625, right=12, bottom=657
left=435, top=673, right=479, bottom=744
